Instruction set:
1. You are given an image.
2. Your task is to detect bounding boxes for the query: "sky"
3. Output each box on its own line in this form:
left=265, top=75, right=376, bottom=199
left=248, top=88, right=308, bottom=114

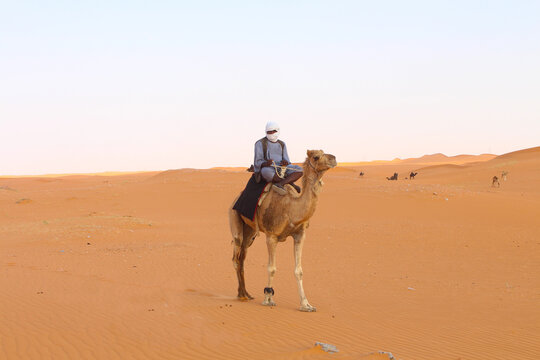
left=1, top=0, right=539, bottom=175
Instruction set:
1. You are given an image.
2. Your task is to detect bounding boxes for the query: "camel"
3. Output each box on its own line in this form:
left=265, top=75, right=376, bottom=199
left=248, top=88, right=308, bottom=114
left=386, top=172, right=398, bottom=180
left=409, top=172, right=418, bottom=179
left=228, top=150, right=337, bottom=312
left=492, top=176, right=500, bottom=188
left=359, top=171, right=364, bottom=177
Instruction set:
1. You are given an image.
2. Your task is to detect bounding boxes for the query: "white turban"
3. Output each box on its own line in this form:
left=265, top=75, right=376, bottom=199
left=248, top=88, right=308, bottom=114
left=265, top=121, right=280, bottom=142
left=265, top=121, right=280, bottom=132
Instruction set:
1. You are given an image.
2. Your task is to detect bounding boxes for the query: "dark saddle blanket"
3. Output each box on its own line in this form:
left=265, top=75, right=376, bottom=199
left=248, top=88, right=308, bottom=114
left=233, top=174, right=268, bottom=221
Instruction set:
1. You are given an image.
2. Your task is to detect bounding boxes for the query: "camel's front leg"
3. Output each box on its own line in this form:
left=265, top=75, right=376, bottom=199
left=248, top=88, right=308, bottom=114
left=293, top=231, right=316, bottom=312
left=262, top=235, right=278, bottom=306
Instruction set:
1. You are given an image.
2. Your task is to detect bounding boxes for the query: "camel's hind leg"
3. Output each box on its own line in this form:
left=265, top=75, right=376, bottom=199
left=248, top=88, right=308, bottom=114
left=234, top=223, right=257, bottom=300
left=230, top=209, right=257, bottom=300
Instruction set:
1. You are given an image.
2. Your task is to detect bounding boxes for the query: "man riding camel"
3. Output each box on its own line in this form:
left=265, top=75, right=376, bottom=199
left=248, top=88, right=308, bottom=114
left=254, top=122, right=303, bottom=193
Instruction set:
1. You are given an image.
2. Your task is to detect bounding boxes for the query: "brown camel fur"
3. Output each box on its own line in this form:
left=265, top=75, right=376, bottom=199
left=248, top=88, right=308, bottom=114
left=228, top=150, right=337, bottom=312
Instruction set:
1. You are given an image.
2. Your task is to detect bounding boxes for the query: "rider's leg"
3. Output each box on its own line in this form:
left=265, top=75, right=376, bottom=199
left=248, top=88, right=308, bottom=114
left=275, top=171, right=303, bottom=193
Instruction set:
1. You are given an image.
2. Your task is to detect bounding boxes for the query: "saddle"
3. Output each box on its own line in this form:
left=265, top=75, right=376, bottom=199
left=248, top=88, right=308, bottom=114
left=233, top=175, right=297, bottom=222
left=233, top=175, right=270, bottom=221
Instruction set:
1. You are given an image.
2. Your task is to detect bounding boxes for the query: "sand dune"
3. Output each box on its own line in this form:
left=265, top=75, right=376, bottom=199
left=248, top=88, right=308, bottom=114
left=401, top=153, right=496, bottom=165
left=340, top=152, right=496, bottom=168
left=492, top=145, right=540, bottom=161
left=1, top=147, right=539, bottom=359
left=413, top=146, right=540, bottom=192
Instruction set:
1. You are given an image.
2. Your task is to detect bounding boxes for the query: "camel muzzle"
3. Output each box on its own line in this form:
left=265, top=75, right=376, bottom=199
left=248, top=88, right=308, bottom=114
left=327, top=154, right=337, bottom=167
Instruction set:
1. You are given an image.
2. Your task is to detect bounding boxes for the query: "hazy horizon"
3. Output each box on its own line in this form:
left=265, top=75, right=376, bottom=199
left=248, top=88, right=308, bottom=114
left=2, top=1, right=539, bottom=175
left=1, top=148, right=531, bottom=177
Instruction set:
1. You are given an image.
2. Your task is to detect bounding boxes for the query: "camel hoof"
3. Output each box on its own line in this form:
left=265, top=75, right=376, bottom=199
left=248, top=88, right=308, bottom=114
left=299, top=305, right=316, bottom=312
left=237, top=293, right=255, bottom=301
left=237, top=292, right=254, bottom=300
left=262, top=300, right=276, bottom=306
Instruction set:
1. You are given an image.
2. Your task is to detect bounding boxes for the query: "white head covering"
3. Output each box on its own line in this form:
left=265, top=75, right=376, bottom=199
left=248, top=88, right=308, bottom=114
left=265, top=121, right=280, bottom=142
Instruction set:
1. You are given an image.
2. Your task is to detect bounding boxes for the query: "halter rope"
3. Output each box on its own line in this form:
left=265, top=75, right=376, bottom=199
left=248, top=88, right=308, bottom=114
left=270, top=161, right=298, bottom=179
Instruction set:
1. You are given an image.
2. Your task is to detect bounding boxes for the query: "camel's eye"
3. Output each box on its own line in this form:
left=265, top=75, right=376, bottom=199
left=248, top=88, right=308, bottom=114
left=313, top=156, right=320, bottom=161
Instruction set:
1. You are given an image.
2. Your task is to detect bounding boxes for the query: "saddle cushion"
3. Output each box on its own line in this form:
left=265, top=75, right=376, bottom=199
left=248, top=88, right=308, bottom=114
left=233, top=174, right=271, bottom=221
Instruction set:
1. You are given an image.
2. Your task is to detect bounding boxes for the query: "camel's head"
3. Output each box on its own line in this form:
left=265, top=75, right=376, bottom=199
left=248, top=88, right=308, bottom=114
left=306, top=150, right=337, bottom=173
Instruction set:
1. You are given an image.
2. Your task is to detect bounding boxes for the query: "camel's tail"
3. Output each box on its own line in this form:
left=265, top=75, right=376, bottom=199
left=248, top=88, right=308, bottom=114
left=229, top=206, right=258, bottom=257
left=229, top=201, right=244, bottom=246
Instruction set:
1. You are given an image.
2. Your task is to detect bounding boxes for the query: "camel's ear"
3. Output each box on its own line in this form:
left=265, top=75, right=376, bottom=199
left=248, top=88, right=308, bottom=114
left=307, top=150, right=315, bottom=157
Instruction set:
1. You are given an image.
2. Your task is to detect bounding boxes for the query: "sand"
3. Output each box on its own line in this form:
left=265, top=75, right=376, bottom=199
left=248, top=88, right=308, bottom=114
left=1, top=147, right=539, bottom=359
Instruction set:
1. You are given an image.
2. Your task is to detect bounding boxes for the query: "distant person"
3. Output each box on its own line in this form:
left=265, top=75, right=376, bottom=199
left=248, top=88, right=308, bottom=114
left=253, top=122, right=303, bottom=193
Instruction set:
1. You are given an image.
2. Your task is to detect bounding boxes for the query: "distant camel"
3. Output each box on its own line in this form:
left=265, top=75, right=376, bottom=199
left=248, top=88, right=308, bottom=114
left=409, top=172, right=418, bottom=179
left=229, top=150, right=337, bottom=312
left=247, top=165, right=254, bottom=172
left=501, top=171, right=508, bottom=181
left=386, top=172, right=398, bottom=180
left=492, top=176, right=500, bottom=188
left=359, top=171, right=364, bottom=177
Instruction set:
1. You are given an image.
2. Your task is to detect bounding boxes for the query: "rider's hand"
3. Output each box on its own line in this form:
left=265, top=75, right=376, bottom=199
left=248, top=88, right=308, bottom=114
left=280, top=160, right=289, bottom=166
left=263, top=160, right=273, bottom=167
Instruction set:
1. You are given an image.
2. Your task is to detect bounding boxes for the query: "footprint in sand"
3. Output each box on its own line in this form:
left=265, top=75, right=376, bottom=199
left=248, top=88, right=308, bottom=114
left=16, top=198, right=32, bottom=204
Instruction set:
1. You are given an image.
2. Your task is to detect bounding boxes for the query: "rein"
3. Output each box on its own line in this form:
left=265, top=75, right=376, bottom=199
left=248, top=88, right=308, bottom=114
left=270, top=161, right=298, bottom=179
left=270, top=158, right=319, bottom=180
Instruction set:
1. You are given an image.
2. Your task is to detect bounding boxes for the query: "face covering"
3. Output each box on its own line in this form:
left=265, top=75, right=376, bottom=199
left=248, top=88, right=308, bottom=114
left=266, top=130, right=280, bottom=142
left=265, top=121, right=280, bottom=142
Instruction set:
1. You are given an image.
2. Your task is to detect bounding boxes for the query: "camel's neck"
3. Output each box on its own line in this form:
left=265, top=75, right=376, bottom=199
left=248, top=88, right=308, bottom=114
left=301, top=160, right=323, bottom=197
left=288, top=159, right=324, bottom=224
